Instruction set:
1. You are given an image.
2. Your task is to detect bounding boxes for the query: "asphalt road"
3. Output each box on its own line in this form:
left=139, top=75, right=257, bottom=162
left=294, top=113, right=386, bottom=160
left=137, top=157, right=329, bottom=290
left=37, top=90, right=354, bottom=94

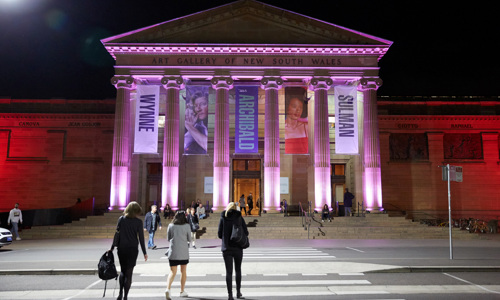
left=1, top=238, right=500, bottom=299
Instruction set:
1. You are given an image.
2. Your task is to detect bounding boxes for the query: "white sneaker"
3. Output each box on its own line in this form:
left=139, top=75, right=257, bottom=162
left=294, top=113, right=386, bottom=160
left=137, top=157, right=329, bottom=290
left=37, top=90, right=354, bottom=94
left=165, top=289, right=171, bottom=300
left=180, top=290, right=189, bottom=297
left=16, top=237, right=21, bottom=241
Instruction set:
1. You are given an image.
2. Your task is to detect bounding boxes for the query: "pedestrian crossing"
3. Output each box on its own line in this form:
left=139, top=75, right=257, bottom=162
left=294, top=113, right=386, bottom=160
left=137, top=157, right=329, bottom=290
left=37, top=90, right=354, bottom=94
left=129, top=273, right=375, bottom=299
left=160, top=247, right=336, bottom=262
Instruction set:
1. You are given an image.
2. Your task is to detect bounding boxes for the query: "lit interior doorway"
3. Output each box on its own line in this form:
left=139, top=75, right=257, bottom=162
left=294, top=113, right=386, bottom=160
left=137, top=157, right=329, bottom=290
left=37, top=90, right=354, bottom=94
left=233, top=159, right=261, bottom=214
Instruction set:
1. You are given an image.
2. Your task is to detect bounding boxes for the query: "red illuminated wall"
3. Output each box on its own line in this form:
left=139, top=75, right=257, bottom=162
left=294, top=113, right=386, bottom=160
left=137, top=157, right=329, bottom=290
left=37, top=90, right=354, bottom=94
left=378, top=96, right=500, bottom=220
left=0, top=99, right=114, bottom=213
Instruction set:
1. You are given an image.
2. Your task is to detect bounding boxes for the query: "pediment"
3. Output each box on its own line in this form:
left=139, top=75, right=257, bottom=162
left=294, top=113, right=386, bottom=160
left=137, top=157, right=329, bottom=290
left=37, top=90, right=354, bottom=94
left=102, top=0, right=391, bottom=46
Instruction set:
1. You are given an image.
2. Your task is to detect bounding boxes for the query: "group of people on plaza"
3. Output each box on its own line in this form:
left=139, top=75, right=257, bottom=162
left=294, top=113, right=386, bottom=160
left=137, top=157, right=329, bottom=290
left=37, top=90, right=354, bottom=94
left=109, top=201, right=248, bottom=300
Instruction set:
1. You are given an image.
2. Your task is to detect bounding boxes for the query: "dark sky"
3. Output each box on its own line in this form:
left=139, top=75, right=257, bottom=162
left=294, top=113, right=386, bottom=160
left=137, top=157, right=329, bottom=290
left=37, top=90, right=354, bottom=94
left=0, top=0, right=497, bottom=100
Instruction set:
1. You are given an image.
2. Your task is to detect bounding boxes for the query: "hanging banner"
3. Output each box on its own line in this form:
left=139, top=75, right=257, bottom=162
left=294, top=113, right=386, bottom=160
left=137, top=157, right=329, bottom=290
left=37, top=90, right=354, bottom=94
left=285, top=87, right=308, bottom=154
left=334, top=85, right=358, bottom=154
left=134, top=85, right=160, bottom=153
left=235, top=86, right=259, bottom=153
left=184, top=85, right=209, bottom=154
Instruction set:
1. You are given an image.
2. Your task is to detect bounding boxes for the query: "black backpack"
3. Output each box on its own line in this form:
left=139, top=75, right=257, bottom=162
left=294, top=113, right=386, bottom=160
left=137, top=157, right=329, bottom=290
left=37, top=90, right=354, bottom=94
left=98, top=251, right=118, bottom=297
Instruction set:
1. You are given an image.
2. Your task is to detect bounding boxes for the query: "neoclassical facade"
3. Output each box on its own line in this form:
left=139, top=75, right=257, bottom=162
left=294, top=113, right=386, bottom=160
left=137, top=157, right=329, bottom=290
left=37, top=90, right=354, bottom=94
left=101, top=0, right=391, bottom=212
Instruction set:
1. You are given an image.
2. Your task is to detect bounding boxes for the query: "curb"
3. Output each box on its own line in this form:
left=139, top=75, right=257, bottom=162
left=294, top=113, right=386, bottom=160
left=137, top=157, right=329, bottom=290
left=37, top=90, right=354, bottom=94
left=367, top=266, right=500, bottom=273
left=2, top=266, right=500, bottom=275
left=0, top=269, right=97, bottom=276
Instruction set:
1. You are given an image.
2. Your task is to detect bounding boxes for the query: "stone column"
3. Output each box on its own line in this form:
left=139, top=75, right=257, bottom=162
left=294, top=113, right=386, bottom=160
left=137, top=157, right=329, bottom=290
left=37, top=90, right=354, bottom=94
left=211, top=77, right=234, bottom=211
left=109, top=76, right=134, bottom=210
left=310, top=78, right=333, bottom=210
left=359, top=78, right=383, bottom=212
left=261, top=77, right=283, bottom=212
left=161, top=76, right=184, bottom=210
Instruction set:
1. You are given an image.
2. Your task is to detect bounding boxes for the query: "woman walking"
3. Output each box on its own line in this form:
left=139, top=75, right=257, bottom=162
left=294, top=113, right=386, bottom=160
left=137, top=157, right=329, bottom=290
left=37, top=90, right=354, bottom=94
left=218, top=202, right=249, bottom=300
left=165, top=211, right=192, bottom=299
left=187, top=208, right=199, bottom=249
left=109, top=201, right=148, bottom=300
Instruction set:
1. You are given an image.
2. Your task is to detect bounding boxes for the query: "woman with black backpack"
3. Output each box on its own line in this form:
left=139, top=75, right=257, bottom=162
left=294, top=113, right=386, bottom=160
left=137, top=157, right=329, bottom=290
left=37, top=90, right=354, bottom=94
left=109, top=201, right=148, bottom=300
left=218, top=202, right=249, bottom=300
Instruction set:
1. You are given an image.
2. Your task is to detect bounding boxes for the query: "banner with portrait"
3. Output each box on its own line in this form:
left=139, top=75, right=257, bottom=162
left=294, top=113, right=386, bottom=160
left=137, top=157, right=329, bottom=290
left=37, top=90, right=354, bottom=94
left=235, top=86, right=259, bottom=153
left=184, top=85, right=210, bottom=154
left=334, top=85, right=358, bottom=154
left=134, top=85, right=160, bottom=154
left=284, top=87, right=308, bottom=154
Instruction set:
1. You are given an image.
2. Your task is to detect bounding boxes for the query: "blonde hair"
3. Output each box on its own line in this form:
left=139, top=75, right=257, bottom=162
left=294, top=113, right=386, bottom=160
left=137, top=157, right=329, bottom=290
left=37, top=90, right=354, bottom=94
left=124, top=201, right=142, bottom=218
left=225, top=202, right=237, bottom=217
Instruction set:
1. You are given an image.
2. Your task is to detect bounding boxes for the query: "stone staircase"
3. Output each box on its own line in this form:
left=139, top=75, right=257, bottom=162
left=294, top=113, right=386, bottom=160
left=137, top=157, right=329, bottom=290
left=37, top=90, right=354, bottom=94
left=20, top=211, right=480, bottom=240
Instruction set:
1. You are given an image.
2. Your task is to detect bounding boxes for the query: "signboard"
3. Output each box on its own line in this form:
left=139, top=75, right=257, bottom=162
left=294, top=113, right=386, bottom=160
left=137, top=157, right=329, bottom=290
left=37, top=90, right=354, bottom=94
left=280, top=177, right=289, bottom=194
left=134, top=85, right=160, bottom=153
left=204, top=177, right=213, bottom=194
left=235, top=86, right=259, bottom=153
left=334, top=85, right=358, bottom=154
left=442, top=165, right=463, bottom=182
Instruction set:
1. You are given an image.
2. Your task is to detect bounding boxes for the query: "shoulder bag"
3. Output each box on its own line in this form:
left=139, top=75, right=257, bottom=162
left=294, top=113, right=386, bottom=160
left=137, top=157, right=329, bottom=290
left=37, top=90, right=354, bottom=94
left=230, top=217, right=249, bottom=249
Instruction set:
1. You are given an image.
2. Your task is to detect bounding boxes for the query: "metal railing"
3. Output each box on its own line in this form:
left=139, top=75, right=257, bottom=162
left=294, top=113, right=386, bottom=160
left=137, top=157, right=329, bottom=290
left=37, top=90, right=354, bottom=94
left=298, top=202, right=311, bottom=238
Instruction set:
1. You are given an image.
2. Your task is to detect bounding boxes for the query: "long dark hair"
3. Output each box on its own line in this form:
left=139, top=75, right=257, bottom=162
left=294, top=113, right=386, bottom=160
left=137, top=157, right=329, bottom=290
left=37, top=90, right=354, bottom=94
left=172, top=210, right=187, bottom=225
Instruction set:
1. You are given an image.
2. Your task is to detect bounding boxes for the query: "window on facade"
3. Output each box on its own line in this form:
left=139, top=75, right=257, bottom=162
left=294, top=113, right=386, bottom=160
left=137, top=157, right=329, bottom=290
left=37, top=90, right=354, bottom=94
left=389, top=133, right=429, bottom=160
left=443, top=133, right=483, bottom=159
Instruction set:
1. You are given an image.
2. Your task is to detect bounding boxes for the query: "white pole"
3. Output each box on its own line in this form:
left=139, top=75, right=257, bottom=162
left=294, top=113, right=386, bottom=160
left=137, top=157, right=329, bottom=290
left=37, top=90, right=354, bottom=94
left=447, top=164, right=453, bottom=260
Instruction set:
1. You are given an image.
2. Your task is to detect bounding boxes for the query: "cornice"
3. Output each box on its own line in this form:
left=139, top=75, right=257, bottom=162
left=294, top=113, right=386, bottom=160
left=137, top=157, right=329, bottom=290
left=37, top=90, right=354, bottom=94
left=104, top=44, right=390, bottom=60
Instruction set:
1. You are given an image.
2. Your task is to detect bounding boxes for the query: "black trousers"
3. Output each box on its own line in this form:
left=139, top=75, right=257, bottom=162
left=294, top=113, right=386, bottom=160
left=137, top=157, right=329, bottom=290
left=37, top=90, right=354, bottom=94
left=222, top=249, right=243, bottom=295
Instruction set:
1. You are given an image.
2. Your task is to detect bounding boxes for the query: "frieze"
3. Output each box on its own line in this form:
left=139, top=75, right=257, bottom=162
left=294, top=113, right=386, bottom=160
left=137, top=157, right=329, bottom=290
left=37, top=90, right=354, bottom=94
left=116, top=54, right=375, bottom=68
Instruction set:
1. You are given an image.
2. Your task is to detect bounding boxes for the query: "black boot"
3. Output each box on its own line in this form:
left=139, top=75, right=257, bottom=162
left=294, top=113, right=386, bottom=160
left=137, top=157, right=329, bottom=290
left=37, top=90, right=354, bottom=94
left=237, top=291, right=244, bottom=299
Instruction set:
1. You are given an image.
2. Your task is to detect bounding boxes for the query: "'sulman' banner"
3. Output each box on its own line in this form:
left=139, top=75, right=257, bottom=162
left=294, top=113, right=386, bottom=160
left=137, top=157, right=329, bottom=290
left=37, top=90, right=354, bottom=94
left=235, top=86, right=258, bottom=153
left=334, top=85, right=358, bottom=154
left=134, top=85, right=160, bottom=153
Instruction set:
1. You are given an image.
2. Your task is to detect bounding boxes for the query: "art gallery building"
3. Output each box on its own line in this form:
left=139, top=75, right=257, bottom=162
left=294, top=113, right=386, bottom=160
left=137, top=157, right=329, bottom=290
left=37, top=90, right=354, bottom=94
left=1, top=1, right=499, bottom=221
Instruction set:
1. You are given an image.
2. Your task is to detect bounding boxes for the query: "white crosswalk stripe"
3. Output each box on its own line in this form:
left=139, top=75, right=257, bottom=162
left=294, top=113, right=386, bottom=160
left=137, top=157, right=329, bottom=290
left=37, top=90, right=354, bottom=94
left=160, top=246, right=336, bottom=261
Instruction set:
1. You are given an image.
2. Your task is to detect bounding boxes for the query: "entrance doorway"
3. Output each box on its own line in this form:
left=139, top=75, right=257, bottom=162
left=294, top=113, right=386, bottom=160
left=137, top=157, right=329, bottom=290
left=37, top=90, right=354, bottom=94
left=232, top=159, right=261, bottom=213
left=146, top=163, right=162, bottom=209
left=331, top=163, right=346, bottom=215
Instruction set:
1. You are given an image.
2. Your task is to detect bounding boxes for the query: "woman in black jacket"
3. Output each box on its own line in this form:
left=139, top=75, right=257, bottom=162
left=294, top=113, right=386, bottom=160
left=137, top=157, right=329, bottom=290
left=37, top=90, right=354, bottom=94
left=110, top=202, right=148, bottom=300
left=218, top=202, right=248, bottom=300
left=186, top=208, right=199, bottom=249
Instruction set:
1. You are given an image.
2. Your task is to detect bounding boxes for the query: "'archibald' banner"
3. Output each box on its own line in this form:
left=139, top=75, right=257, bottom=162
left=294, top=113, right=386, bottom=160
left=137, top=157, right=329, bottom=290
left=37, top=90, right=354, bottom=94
left=134, top=85, right=160, bottom=153
left=334, top=85, right=358, bottom=154
left=235, top=86, right=258, bottom=153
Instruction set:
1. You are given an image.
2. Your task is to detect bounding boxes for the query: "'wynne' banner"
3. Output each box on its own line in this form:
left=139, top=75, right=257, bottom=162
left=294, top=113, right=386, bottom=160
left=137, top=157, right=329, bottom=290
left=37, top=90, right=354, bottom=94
left=334, top=85, right=358, bottom=154
left=134, top=85, right=160, bottom=153
left=235, top=86, right=259, bottom=153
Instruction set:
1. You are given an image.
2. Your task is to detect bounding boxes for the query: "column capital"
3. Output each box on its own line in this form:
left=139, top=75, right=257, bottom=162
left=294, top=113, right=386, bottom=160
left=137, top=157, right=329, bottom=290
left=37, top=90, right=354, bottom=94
left=211, top=77, right=234, bottom=90
left=260, top=77, right=283, bottom=90
left=358, top=77, right=383, bottom=91
left=111, top=76, right=135, bottom=89
left=161, top=76, right=185, bottom=89
left=309, top=77, right=333, bottom=90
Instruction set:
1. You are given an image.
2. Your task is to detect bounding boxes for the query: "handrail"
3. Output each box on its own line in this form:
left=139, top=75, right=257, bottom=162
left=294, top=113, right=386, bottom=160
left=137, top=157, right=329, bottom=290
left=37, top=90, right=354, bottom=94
left=298, top=202, right=312, bottom=238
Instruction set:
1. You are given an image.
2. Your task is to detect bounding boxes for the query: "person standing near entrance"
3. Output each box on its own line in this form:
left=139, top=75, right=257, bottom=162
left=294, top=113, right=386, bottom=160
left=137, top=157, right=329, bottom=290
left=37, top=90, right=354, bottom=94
left=344, top=189, right=354, bottom=217
left=144, top=205, right=162, bottom=249
left=281, top=199, right=288, bottom=217
left=239, top=194, right=247, bottom=216
left=247, top=193, right=253, bottom=215
left=8, top=203, right=23, bottom=240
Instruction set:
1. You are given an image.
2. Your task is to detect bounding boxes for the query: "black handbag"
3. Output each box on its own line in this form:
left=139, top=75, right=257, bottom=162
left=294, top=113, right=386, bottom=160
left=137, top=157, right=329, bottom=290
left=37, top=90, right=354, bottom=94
left=191, top=222, right=200, bottom=231
left=230, top=217, right=249, bottom=249
left=98, top=251, right=118, bottom=297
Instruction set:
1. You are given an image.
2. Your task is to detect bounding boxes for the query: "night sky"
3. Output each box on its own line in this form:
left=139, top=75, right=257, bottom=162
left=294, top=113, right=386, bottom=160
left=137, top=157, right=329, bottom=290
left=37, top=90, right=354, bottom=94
left=0, top=0, right=497, bottom=100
